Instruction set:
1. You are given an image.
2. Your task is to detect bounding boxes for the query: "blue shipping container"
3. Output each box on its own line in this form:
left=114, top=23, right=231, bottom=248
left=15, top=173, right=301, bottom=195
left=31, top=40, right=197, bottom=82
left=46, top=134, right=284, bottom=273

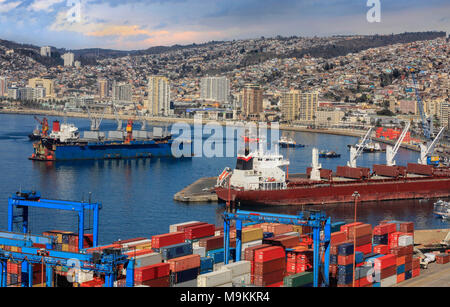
left=161, top=242, right=193, bottom=260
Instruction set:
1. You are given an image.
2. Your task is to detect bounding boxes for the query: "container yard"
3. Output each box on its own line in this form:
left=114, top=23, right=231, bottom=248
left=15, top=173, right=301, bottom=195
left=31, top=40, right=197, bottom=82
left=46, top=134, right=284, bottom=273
left=1, top=191, right=449, bottom=288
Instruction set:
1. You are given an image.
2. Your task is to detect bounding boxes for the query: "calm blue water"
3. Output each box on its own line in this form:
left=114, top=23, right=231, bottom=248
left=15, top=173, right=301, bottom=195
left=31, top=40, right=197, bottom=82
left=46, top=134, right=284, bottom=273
left=0, top=113, right=448, bottom=244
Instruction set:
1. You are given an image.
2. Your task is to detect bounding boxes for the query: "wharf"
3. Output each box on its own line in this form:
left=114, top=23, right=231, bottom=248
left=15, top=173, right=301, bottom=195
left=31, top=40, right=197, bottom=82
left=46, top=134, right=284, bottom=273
left=394, top=262, right=450, bottom=287
left=174, top=177, right=219, bottom=203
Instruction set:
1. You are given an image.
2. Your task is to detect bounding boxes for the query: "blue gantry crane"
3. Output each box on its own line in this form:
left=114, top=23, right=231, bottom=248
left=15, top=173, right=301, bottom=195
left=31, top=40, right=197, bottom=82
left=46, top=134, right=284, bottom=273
left=0, top=191, right=135, bottom=287
left=223, top=209, right=331, bottom=287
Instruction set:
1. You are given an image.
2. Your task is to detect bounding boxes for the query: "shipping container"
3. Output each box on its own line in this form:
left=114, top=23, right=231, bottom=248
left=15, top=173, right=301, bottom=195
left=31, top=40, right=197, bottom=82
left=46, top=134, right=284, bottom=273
left=197, top=268, right=232, bottom=287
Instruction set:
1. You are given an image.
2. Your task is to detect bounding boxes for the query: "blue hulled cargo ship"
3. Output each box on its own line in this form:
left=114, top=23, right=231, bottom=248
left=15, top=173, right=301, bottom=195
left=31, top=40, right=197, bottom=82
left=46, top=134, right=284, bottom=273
left=30, top=119, right=189, bottom=161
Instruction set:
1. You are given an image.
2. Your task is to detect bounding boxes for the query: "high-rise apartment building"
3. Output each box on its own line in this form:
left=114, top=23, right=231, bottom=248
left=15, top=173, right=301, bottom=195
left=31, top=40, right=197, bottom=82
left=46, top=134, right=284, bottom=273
left=200, top=76, right=230, bottom=104
left=281, top=90, right=318, bottom=122
left=242, top=84, right=263, bottom=119
left=98, top=79, right=109, bottom=99
left=112, top=82, right=132, bottom=102
left=62, top=52, right=75, bottom=67
left=28, top=78, right=55, bottom=97
left=0, top=76, right=7, bottom=97
left=146, top=76, right=170, bottom=116
left=40, top=46, right=51, bottom=57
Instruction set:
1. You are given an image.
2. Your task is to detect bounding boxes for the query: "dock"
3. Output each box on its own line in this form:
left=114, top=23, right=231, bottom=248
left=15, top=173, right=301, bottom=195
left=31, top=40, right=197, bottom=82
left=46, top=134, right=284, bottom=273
left=174, top=177, right=219, bottom=203
left=394, top=262, right=450, bottom=287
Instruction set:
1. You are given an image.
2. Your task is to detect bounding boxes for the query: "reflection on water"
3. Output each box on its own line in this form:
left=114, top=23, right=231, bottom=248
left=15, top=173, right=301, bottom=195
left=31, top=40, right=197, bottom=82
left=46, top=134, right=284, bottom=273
left=0, top=113, right=448, bottom=244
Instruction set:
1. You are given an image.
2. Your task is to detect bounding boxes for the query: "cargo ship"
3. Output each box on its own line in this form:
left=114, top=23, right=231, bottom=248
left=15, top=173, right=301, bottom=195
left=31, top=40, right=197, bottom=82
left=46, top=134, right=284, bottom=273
left=215, top=143, right=450, bottom=206
left=30, top=119, right=189, bottom=161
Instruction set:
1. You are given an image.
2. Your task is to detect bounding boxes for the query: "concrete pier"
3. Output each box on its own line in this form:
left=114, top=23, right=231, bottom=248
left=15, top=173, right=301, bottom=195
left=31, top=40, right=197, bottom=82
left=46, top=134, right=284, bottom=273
left=174, top=177, right=218, bottom=203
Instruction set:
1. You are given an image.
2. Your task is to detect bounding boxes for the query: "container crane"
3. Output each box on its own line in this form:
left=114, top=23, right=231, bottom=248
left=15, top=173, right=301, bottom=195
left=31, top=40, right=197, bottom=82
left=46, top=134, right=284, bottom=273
left=418, top=126, right=446, bottom=165
left=407, top=66, right=432, bottom=139
left=347, top=127, right=373, bottom=168
left=386, top=122, right=410, bottom=166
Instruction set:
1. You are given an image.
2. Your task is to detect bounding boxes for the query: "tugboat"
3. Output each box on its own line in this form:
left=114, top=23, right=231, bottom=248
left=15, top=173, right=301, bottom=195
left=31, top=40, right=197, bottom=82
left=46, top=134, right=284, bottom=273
left=347, top=142, right=384, bottom=153
left=277, top=136, right=305, bottom=148
left=319, top=150, right=340, bottom=158
left=433, top=200, right=450, bottom=219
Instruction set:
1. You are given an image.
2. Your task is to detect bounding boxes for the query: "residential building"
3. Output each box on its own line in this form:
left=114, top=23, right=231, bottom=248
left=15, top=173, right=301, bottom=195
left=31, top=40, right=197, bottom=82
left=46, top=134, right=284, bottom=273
left=98, top=79, right=109, bottom=99
left=40, top=46, right=51, bottom=57
left=242, top=84, right=263, bottom=120
left=280, top=90, right=318, bottom=123
left=0, top=76, right=7, bottom=97
left=28, top=78, right=55, bottom=97
left=200, top=76, right=230, bottom=104
left=146, top=76, right=170, bottom=116
left=112, top=82, right=132, bottom=102
left=62, top=52, right=75, bottom=67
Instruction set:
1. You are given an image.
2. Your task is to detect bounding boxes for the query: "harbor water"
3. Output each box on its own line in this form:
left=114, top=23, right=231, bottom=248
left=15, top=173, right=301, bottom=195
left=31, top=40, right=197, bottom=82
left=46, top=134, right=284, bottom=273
left=0, top=113, right=448, bottom=244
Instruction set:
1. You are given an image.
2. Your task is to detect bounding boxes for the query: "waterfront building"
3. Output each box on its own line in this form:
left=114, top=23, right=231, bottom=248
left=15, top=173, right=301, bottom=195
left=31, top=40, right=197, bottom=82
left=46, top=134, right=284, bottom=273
left=242, top=84, right=263, bottom=120
left=28, top=78, right=55, bottom=98
left=146, top=75, right=170, bottom=116
left=7, top=87, right=19, bottom=100
left=18, top=87, right=34, bottom=101
left=200, top=76, right=230, bottom=104
left=40, top=46, right=51, bottom=57
left=281, top=90, right=318, bottom=123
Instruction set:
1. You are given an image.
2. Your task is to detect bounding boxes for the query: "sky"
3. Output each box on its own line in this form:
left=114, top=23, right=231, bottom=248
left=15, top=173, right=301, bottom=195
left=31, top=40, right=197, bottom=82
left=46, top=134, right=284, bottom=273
left=0, top=0, right=448, bottom=50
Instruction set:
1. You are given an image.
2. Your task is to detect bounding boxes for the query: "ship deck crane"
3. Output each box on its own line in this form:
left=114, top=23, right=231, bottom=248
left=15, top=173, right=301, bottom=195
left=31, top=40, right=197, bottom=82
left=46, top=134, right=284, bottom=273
left=223, top=210, right=331, bottom=287
left=418, top=126, right=446, bottom=165
left=132, top=102, right=147, bottom=131
left=386, top=122, right=410, bottom=166
left=112, top=103, right=123, bottom=131
left=348, top=127, right=373, bottom=168
left=84, top=103, right=106, bottom=131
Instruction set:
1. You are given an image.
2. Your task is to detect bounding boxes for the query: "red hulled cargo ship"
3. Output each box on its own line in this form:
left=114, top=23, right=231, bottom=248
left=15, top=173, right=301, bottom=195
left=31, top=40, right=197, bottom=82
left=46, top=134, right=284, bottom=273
left=215, top=146, right=450, bottom=206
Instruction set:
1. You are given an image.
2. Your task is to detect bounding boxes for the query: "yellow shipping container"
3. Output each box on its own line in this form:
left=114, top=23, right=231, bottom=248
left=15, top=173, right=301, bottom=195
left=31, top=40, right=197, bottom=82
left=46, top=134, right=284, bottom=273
left=135, top=243, right=152, bottom=250
left=292, top=226, right=303, bottom=235
left=57, top=234, right=63, bottom=244
left=241, top=228, right=263, bottom=243
left=62, top=244, right=69, bottom=252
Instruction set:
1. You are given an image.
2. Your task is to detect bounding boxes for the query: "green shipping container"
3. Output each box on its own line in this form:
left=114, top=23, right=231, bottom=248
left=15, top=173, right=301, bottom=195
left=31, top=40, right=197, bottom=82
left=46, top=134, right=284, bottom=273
left=283, top=272, right=314, bottom=287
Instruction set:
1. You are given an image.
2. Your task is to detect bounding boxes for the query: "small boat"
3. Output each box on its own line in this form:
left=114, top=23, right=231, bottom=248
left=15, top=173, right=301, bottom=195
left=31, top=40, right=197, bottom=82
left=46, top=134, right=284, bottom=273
left=319, top=151, right=341, bottom=158
left=277, top=136, right=305, bottom=148
left=433, top=200, right=450, bottom=219
left=347, top=142, right=384, bottom=153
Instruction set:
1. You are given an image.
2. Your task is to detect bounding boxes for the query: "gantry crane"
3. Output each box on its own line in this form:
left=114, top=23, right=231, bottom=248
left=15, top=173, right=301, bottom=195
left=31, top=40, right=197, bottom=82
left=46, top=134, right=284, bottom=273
left=386, top=122, right=410, bottom=166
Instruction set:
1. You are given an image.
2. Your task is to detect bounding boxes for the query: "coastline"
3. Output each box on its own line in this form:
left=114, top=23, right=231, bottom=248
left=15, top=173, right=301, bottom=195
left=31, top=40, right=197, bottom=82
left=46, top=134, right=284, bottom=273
left=0, top=107, right=420, bottom=152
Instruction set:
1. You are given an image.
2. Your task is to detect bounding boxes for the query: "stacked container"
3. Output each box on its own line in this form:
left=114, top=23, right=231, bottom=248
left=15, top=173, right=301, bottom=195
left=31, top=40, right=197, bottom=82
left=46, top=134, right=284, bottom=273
left=134, top=263, right=170, bottom=287
left=253, top=246, right=285, bottom=286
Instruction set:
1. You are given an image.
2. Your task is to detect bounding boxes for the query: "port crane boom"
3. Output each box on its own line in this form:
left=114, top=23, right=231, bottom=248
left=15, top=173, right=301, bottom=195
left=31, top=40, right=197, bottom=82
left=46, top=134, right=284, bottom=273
left=348, top=127, right=373, bottom=168
left=418, top=126, right=446, bottom=165
left=386, top=122, right=410, bottom=166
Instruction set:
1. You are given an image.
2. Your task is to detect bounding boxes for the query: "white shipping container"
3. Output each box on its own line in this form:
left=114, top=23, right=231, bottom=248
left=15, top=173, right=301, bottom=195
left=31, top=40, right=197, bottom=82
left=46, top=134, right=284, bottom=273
left=232, top=273, right=251, bottom=286
left=220, top=261, right=251, bottom=277
left=134, top=252, right=162, bottom=268
left=197, top=269, right=232, bottom=287
left=242, top=240, right=263, bottom=251
left=174, top=279, right=198, bottom=287
left=193, top=246, right=206, bottom=257
left=169, top=221, right=200, bottom=233
left=398, top=235, right=413, bottom=247
left=75, top=270, right=94, bottom=283
left=193, top=241, right=200, bottom=248
left=380, top=275, right=397, bottom=287
left=282, top=232, right=300, bottom=237
left=216, top=283, right=233, bottom=287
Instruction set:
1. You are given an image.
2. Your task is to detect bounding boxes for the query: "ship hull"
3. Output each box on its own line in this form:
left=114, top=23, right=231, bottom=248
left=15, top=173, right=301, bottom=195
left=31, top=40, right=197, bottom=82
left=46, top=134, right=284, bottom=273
left=30, top=139, right=189, bottom=161
left=215, top=177, right=450, bottom=206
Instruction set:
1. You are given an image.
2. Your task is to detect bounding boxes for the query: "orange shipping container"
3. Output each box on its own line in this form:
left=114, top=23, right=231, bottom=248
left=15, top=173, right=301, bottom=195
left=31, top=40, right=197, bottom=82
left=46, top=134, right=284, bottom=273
left=168, top=254, right=201, bottom=273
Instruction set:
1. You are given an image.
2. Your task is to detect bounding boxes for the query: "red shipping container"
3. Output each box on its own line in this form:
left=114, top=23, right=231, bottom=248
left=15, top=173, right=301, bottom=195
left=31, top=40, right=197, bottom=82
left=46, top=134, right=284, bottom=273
left=114, top=237, right=147, bottom=245
left=176, top=222, right=207, bottom=232
left=373, top=244, right=390, bottom=255
left=168, top=254, right=201, bottom=273
left=254, top=257, right=285, bottom=275
left=348, top=224, right=372, bottom=239
left=373, top=223, right=397, bottom=235
left=184, top=224, right=215, bottom=240
left=374, top=254, right=396, bottom=270
left=253, top=269, right=284, bottom=286
left=254, top=246, right=285, bottom=263
left=375, top=265, right=396, bottom=279
left=412, top=268, right=420, bottom=278
left=355, top=243, right=372, bottom=255
left=125, top=248, right=156, bottom=257
left=7, top=262, right=20, bottom=275
left=399, top=222, right=414, bottom=233
left=397, top=273, right=405, bottom=283
left=338, top=254, right=354, bottom=266
left=341, top=222, right=363, bottom=235
left=412, top=257, right=420, bottom=270
left=330, top=231, right=347, bottom=245
left=353, top=234, right=372, bottom=247
left=135, top=263, right=170, bottom=282
left=355, top=277, right=371, bottom=287
left=152, top=232, right=185, bottom=249
left=140, top=276, right=170, bottom=287
left=86, top=243, right=121, bottom=253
